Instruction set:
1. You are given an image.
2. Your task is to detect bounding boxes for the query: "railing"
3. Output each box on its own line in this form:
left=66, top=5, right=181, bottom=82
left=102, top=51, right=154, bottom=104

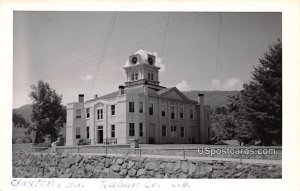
left=12, top=144, right=282, bottom=162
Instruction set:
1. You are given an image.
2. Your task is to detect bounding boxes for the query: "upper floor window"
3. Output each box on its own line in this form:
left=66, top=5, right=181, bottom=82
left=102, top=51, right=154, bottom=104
left=111, top=125, right=115, bottom=138
left=111, top=105, right=115, bottom=116
left=131, top=73, right=134, bottom=81
left=86, top=108, right=90, bottom=119
left=151, top=72, right=154, bottom=81
left=129, top=102, right=135, bottom=113
left=76, top=109, right=81, bottom=119
left=139, top=102, right=143, bottom=113
left=170, top=104, right=175, bottom=119
left=190, top=108, right=194, bottom=120
left=180, top=106, right=184, bottom=119
left=161, top=104, right=166, bottom=117
left=149, top=103, right=154, bottom=115
left=135, top=72, right=138, bottom=80
left=97, top=108, right=103, bottom=120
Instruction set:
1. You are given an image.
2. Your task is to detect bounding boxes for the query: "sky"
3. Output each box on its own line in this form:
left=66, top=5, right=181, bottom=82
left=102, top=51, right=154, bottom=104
left=13, top=11, right=281, bottom=108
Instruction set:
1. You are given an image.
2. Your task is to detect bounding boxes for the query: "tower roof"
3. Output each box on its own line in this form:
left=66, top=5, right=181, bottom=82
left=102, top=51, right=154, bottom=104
left=124, top=49, right=159, bottom=68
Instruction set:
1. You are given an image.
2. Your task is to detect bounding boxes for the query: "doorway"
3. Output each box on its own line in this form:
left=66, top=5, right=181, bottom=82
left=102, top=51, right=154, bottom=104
left=97, top=126, right=103, bottom=144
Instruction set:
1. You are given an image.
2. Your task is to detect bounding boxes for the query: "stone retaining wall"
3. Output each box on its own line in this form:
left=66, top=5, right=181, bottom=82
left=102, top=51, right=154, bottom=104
left=12, top=153, right=281, bottom=178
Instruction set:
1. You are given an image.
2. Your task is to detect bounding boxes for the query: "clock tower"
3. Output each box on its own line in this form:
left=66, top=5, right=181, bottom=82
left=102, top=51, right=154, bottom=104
left=124, top=49, right=161, bottom=88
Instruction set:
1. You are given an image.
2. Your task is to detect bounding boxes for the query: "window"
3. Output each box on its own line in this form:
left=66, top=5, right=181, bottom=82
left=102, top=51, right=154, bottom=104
left=148, top=71, right=151, bottom=80
left=76, top=109, right=81, bottom=119
left=131, top=73, right=134, bottom=81
left=135, top=72, right=138, bottom=80
left=151, top=72, right=154, bottom=80
left=180, top=106, right=184, bottom=119
left=139, top=102, right=143, bottom=113
left=139, top=123, right=143, bottom=137
left=100, top=109, right=103, bottom=119
left=149, top=103, right=154, bottom=115
left=161, top=104, right=166, bottom=117
left=190, top=108, right=194, bottom=119
left=180, top=127, right=185, bottom=138
left=97, top=109, right=103, bottom=120
left=171, top=126, right=177, bottom=137
left=111, top=125, right=115, bottom=138
left=170, top=104, right=175, bottom=119
left=129, top=123, right=135, bottom=137
left=162, top=125, right=167, bottom=137
left=111, top=105, right=115, bottom=115
left=129, top=102, right=134, bottom=113
left=86, top=126, right=90, bottom=139
left=86, top=108, right=90, bottom=119
left=76, top=127, right=81, bottom=139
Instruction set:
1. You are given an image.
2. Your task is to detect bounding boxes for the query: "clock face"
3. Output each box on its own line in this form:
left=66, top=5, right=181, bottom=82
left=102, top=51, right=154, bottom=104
left=131, top=56, right=137, bottom=64
left=148, top=57, right=154, bottom=65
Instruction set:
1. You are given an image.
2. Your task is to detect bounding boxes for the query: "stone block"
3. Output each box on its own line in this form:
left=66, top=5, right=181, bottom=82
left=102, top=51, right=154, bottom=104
left=136, top=169, right=146, bottom=177
left=128, top=168, right=137, bottom=177
left=127, top=161, right=135, bottom=170
left=180, top=162, right=189, bottom=173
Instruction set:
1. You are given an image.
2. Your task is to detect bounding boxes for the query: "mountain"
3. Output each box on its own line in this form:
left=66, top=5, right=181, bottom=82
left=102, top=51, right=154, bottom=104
left=182, top=90, right=240, bottom=108
left=13, top=104, right=33, bottom=123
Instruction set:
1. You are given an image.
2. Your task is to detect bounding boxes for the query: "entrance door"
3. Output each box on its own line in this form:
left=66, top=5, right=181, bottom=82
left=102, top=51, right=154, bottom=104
left=97, top=126, right=103, bottom=144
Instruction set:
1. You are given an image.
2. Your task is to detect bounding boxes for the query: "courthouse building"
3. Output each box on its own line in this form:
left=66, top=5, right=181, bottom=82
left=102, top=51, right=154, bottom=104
left=66, top=49, right=210, bottom=146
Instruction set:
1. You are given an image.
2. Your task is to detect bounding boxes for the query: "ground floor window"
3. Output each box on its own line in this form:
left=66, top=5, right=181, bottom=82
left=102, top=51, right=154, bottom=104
left=171, top=126, right=177, bottom=138
left=111, top=125, right=115, bottom=138
left=139, top=123, right=143, bottom=137
left=180, top=126, right=185, bottom=138
left=76, top=127, right=81, bottom=139
left=129, top=123, right=135, bottom=137
left=162, top=125, right=167, bottom=137
left=86, top=126, right=89, bottom=138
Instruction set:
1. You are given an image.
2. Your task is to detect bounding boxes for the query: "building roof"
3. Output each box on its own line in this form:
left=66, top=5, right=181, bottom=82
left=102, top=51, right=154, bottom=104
left=86, top=91, right=119, bottom=103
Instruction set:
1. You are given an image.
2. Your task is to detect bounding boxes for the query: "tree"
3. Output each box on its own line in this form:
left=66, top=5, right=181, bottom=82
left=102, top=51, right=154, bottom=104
left=28, top=80, right=66, bottom=143
left=228, top=40, right=282, bottom=145
left=13, top=113, right=29, bottom=128
left=242, top=40, right=282, bottom=145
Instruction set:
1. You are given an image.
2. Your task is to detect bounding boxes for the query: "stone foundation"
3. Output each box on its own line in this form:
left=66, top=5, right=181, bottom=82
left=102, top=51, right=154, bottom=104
left=12, top=153, right=281, bottom=178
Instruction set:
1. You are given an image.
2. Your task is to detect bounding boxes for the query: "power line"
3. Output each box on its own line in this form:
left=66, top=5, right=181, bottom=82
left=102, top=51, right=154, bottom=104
left=214, top=12, right=222, bottom=79
left=90, top=12, right=118, bottom=92
left=160, top=12, right=171, bottom=58
left=43, top=13, right=209, bottom=79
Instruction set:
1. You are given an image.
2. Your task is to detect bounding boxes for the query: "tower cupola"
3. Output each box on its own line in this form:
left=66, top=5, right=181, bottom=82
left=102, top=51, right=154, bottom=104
left=124, top=49, right=160, bottom=87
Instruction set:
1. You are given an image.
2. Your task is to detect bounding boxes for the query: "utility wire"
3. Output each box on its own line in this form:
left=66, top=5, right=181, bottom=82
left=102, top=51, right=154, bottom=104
left=160, top=12, right=171, bottom=58
left=214, top=12, right=222, bottom=79
left=90, top=12, right=118, bottom=92
left=43, top=13, right=208, bottom=79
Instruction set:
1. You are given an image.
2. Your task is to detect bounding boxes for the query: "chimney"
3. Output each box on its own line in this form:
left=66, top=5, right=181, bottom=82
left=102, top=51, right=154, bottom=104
left=198, top=93, right=204, bottom=104
left=198, top=93, right=206, bottom=143
left=118, top=85, right=125, bottom=95
left=94, top=94, right=98, bottom=99
left=78, top=94, right=84, bottom=103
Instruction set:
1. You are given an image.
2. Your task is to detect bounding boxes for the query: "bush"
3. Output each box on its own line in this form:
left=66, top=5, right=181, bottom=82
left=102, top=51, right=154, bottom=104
left=78, top=139, right=91, bottom=145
